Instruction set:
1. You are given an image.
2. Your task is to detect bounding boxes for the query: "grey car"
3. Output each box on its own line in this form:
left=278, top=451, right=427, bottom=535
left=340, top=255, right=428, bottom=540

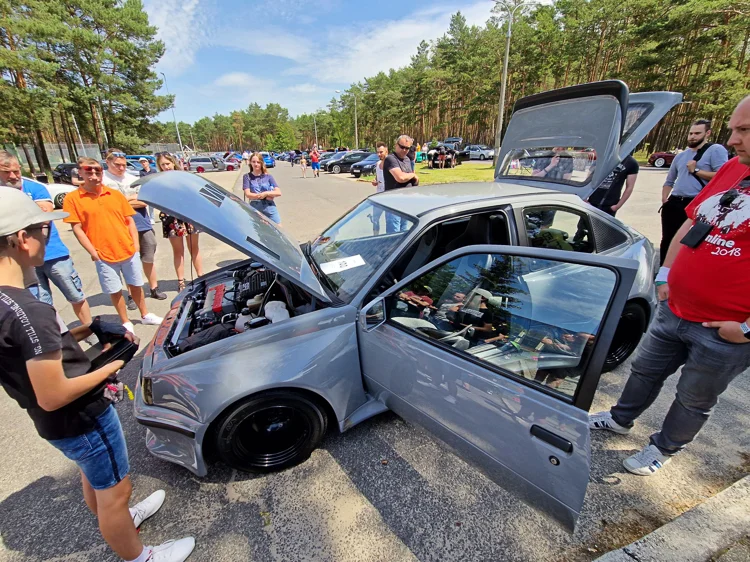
left=134, top=81, right=680, bottom=530
left=187, top=156, right=218, bottom=173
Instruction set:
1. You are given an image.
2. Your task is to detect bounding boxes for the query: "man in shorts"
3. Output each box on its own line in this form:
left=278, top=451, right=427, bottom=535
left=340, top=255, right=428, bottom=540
left=63, top=156, right=163, bottom=333
left=102, top=149, right=167, bottom=308
left=0, top=151, right=92, bottom=325
left=0, top=187, right=195, bottom=562
left=310, top=146, right=321, bottom=178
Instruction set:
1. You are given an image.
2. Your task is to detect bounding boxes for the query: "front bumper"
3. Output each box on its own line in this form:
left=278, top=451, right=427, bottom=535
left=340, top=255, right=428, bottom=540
left=134, top=376, right=208, bottom=476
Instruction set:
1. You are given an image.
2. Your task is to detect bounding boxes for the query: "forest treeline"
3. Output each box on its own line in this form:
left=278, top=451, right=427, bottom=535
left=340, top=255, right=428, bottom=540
left=4, top=0, right=748, bottom=167
left=156, top=0, right=749, bottom=153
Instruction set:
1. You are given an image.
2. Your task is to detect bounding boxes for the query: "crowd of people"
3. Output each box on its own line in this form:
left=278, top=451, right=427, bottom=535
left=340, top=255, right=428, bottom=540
left=0, top=91, right=748, bottom=561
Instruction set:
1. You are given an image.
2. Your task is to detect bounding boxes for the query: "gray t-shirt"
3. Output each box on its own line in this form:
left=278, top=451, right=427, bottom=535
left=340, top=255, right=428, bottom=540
left=382, top=153, right=415, bottom=191
left=664, top=144, right=728, bottom=197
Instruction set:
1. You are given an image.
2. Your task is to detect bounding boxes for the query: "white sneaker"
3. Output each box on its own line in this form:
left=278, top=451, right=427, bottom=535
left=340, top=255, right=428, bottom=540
left=146, top=537, right=196, bottom=562
left=141, top=313, right=163, bottom=326
left=589, top=411, right=631, bottom=435
left=123, top=321, right=135, bottom=334
left=623, top=444, right=672, bottom=476
left=130, top=489, right=165, bottom=528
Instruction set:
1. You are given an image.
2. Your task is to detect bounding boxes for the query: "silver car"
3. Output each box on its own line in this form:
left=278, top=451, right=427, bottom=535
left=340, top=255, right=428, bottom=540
left=134, top=81, right=680, bottom=530
left=466, top=144, right=495, bottom=160
left=187, top=156, right=217, bottom=173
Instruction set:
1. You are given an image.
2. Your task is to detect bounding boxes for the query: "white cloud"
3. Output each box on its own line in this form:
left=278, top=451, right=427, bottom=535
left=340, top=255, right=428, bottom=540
left=210, top=25, right=311, bottom=62
left=144, top=0, right=216, bottom=76
left=214, top=72, right=257, bottom=88
left=288, top=83, right=320, bottom=93
left=285, top=1, right=496, bottom=83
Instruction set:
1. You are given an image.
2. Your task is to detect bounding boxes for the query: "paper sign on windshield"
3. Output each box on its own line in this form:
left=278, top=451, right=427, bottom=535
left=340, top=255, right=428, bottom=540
left=319, top=255, right=366, bottom=275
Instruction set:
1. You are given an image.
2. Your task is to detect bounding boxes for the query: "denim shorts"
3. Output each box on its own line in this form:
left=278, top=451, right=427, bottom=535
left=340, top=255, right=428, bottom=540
left=30, top=256, right=86, bottom=305
left=47, top=406, right=130, bottom=490
left=250, top=201, right=281, bottom=224
left=95, top=252, right=145, bottom=294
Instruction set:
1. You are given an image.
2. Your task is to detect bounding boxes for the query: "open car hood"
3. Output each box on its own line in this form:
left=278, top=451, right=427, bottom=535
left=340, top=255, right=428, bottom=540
left=494, top=80, right=682, bottom=200
left=135, top=171, right=331, bottom=303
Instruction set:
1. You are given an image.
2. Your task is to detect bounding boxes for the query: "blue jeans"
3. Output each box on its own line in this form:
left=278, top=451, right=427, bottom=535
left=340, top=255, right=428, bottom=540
left=30, top=256, right=86, bottom=305
left=611, top=302, right=750, bottom=455
left=385, top=213, right=410, bottom=234
left=47, top=406, right=130, bottom=490
left=250, top=201, right=281, bottom=224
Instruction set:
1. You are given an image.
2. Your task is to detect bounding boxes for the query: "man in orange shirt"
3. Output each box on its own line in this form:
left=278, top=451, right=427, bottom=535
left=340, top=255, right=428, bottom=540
left=63, top=158, right=162, bottom=333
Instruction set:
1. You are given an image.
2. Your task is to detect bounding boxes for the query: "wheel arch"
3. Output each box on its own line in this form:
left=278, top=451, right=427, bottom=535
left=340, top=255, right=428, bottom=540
left=627, top=296, right=652, bottom=327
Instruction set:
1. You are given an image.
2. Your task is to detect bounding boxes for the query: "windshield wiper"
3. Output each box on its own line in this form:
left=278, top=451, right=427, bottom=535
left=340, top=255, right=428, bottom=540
left=302, top=242, right=340, bottom=298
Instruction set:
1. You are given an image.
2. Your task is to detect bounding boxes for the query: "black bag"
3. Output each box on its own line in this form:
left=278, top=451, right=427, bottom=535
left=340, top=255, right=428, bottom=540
left=690, top=142, right=714, bottom=188
left=177, top=323, right=236, bottom=353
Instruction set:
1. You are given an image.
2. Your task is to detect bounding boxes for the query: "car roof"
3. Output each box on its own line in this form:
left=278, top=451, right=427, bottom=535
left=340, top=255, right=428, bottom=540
left=370, top=181, right=563, bottom=216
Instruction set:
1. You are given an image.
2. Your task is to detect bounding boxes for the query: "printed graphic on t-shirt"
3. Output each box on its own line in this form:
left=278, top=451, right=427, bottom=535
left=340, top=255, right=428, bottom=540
left=694, top=179, right=750, bottom=258
left=0, top=290, right=43, bottom=355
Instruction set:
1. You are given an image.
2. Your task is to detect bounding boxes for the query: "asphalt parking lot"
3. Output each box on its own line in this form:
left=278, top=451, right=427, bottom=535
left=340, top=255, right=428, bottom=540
left=0, top=164, right=747, bottom=562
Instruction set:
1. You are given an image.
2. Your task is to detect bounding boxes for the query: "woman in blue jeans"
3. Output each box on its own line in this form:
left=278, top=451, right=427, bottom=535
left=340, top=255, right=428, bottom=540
left=243, top=152, right=283, bottom=226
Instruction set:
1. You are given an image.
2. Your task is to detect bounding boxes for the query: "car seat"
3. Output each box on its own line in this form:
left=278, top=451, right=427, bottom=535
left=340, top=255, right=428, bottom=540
left=445, top=215, right=491, bottom=253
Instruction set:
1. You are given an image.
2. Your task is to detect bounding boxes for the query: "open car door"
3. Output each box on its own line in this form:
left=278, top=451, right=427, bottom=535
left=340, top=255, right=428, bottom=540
left=356, top=244, right=638, bottom=530
left=494, top=80, right=682, bottom=201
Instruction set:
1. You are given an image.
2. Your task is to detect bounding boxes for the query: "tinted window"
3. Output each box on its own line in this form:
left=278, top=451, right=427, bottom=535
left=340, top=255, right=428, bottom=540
left=498, top=147, right=597, bottom=187
left=523, top=207, right=593, bottom=254
left=387, top=253, right=616, bottom=398
left=591, top=215, right=629, bottom=251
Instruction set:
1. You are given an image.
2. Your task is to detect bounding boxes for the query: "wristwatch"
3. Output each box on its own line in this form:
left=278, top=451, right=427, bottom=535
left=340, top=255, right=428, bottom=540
left=741, top=322, right=750, bottom=340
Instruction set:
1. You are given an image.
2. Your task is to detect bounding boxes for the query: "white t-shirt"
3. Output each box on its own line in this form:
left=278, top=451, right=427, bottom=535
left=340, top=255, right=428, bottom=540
left=102, top=170, right=139, bottom=197
left=375, top=162, right=385, bottom=193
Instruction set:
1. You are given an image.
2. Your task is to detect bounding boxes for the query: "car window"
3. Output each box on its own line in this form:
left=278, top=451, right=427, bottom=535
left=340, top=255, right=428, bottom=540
left=386, top=252, right=617, bottom=399
left=498, top=147, right=597, bottom=186
left=590, top=215, right=629, bottom=252
left=523, top=207, right=593, bottom=253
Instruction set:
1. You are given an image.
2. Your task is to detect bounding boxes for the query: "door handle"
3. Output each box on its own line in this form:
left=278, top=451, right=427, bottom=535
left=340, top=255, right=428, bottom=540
left=530, top=425, right=573, bottom=453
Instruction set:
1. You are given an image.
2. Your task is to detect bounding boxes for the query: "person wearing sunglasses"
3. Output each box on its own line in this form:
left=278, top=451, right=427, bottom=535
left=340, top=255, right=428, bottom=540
left=63, top=157, right=163, bottom=334
left=155, top=153, right=204, bottom=291
left=102, top=149, right=167, bottom=307
left=382, top=135, right=419, bottom=232
left=0, top=187, right=196, bottom=562
left=0, top=151, right=93, bottom=327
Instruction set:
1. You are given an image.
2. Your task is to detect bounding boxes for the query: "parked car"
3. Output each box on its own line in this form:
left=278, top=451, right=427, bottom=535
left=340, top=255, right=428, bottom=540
left=327, top=151, right=373, bottom=174
left=427, top=144, right=466, bottom=167
left=101, top=160, right=143, bottom=174
left=465, top=144, right=495, bottom=160
left=126, top=155, right=156, bottom=166
left=23, top=176, right=76, bottom=208
left=222, top=157, right=241, bottom=171
left=350, top=153, right=380, bottom=177
left=648, top=151, right=677, bottom=168
left=320, top=151, right=349, bottom=171
left=188, top=156, right=219, bottom=173
left=211, top=156, right=226, bottom=171
left=52, top=163, right=79, bottom=184
left=277, top=152, right=290, bottom=162
left=444, top=136, right=463, bottom=146
left=261, top=152, right=275, bottom=168
left=134, top=80, right=680, bottom=530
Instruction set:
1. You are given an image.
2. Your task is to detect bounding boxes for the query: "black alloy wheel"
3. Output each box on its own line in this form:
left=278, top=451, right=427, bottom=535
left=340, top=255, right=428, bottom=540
left=54, top=192, right=67, bottom=209
left=602, top=302, right=647, bottom=372
left=214, top=391, right=327, bottom=473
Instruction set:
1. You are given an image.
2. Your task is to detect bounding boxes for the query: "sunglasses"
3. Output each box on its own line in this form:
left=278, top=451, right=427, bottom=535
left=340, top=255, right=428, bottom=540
left=81, top=165, right=103, bottom=173
left=26, top=224, right=51, bottom=241
left=397, top=143, right=411, bottom=150
left=109, top=151, right=127, bottom=158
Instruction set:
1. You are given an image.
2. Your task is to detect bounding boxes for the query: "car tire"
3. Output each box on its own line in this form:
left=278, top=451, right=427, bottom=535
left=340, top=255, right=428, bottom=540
left=54, top=192, right=67, bottom=209
left=479, top=154, right=486, bottom=160
left=332, top=165, right=341, bottom=174
left=214, top=391, right=327, bottom=473
left=602, top=302, right=647, bottom=372
left=352, top=172, right=360, bottom=178
left=654, top=157, right=666, bottom=168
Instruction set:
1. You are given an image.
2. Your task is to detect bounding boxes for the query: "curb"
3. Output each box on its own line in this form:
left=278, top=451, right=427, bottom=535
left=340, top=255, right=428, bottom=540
left=594, top=475, right=750, bottom=562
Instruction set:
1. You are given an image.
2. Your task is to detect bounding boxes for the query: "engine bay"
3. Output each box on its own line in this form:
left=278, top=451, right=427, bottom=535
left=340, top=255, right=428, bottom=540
left=166, top=262, right=320, bottom=356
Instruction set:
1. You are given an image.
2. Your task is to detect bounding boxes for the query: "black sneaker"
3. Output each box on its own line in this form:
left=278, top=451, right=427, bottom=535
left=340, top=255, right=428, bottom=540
left=150, top=287, right=167, bottom=300
left=126, top=296, right=138, bottom=310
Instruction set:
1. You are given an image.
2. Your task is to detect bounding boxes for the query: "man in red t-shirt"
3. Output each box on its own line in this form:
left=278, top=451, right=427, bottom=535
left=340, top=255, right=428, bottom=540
left=310, top=146, right=321, bottom=178
left=590, top=95, right=750, bottom=476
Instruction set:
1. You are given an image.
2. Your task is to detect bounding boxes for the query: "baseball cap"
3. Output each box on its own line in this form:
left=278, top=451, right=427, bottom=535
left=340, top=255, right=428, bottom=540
left=0, top=187, right=68, bottom=237
left=138, top=157, right=148, bottom=162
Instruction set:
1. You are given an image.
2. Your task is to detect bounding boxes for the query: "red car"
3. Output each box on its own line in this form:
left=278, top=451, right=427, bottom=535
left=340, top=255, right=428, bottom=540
left=648, top=151, right=677, bottom=168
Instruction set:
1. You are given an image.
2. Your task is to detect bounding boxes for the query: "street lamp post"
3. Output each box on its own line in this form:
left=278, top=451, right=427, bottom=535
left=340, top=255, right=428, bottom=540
left=313, top=114, right=318, bottom=148
left=161, top=72, right=183, bottom=151
left=493, top=0, right=534, bottom=164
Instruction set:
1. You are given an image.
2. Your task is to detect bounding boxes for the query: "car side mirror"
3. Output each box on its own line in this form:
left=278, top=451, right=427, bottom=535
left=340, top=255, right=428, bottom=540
left=360, top=298, right=385, bottom=331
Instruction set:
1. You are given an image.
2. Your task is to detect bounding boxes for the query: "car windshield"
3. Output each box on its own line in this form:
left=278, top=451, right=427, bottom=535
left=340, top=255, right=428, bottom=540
left=360, top=154, right=379, bottom=162
left=309, top=199, right=416, bottom=301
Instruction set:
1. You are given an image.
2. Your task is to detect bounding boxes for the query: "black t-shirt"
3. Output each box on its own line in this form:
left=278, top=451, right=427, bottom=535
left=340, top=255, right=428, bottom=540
left=533, top=151, right=575, bottom=180
left=589, top=155, right=639, bottom=208
left=0, top=286, right=108, bottom=440
left=382, top=153, right=416, bottom=191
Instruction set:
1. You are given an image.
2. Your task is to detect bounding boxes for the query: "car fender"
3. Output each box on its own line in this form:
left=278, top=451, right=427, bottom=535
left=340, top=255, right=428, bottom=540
left=142, top=305, right=369, bottom=445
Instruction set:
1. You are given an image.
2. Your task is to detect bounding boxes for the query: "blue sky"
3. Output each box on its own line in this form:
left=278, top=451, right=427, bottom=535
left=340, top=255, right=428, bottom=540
left=143, top=0, right=496, bottom=124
